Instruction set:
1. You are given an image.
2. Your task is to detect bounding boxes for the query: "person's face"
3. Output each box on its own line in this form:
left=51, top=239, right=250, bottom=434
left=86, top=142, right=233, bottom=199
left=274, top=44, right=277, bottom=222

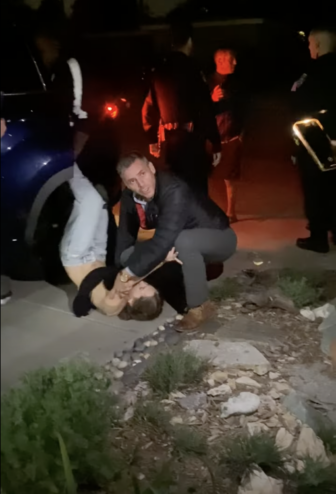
left=215, top=51, right=237, bottom=75
left=127, top=281, right=157, bottom=305
left=308, top=34, right=319, bottom=59
left=121, top=159, right=156, bottom=199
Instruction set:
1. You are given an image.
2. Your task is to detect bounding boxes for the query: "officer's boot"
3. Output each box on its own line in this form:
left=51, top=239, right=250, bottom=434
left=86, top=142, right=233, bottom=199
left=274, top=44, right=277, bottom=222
left=296, top=230, right=329, bottom=254
left=176, top=301, right=216, bottom=331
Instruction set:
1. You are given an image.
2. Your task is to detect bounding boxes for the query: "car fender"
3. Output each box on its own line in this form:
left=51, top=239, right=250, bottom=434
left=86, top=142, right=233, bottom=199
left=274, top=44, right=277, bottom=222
left=25, top=166, right=73, bottom=245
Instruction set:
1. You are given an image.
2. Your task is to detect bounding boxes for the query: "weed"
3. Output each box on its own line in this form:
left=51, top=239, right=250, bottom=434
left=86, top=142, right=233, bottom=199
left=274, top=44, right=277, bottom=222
left=134, top=401, right=171, bottom=434
left=220, top=433, right=283, bottom=476
left=295, top=457, right=336, bottom=493
left=210, top=277, right=241, bottom=302
left=144, top=350, right=207, bottom=397
left=316, top=422, right=336, bottom=455
left=173, top=426, right=208, bottom=457
left=1, top=358, right=122, bottom=494
left=277, top=275, right=323, bottom=308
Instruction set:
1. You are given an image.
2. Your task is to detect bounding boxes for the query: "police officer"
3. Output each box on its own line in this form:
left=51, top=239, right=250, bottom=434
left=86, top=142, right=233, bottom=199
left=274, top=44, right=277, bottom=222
left=142, top=20, right=221, bottom=195
left=292, top=25, right=336, bottom=253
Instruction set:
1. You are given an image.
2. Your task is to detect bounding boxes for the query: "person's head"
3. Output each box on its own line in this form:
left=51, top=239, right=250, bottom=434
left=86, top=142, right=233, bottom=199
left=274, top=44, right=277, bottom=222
left=117, top=153, right=156, bottom=200
left=34, top=30, right=61, bottom=69
left=214, top=49, right=237, bottom=75
left=170, top=19, right=193, bottom=56
left=308, top=25, right=336, bottom=59
left=118, top=281, right=164, bottom=321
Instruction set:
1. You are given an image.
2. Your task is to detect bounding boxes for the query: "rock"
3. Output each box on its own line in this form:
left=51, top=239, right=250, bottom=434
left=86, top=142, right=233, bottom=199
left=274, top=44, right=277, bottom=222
left=244, top=291, right=269, bottom=308
left=259, top=394, right=277, bottom=413
left=247, top=422, right=269, bottom=436
left=134, top=381, right=151, bottom=398
left=177, top=392, right=207, bottom=411
left=209, top=370, right=228, bottom=383
left=296, top=426, right=329, bottom=464
left=108, top=380, right=124, bottom=395
left=165, top=332, right=180, bottom=346
left=118, top=361, right=128, bottom=370
left=170, top=416, right=183, bottom=425
left=158, top=325, right=166, bottom=331
left=112, top=358, right=121, bottom=367
left=175, top=314, right=184, bottom=321
left=281, top=392, right=326, bottom=432
left=284, top=462, right=296, bottom=474
left=114, top=351, right=124, bottom=359
left=236, top=376, right=262, bottom=389
left=318, top=306, right=336, bottom=331
left=170, top=391, right=186, bottom=400
left=137, top=473, right=145, bottom=481
left=207, top=384, right=232, bottom=397
left=166, top=318, right=174, bottom=323
left=124, top=390, right=138, bottom=406
left=281, top=412, right=299, bottom=434
left=300, top=308, right=315, bottom=321
left=153, top=331, right=159, bottom=336
left=272, top=382, right=291, bottom=394
left=184, top=340, right=271, bottom=371
left=221, top=392, right=260, bottom=418
left=216, top=315, right=283, bottom=346
left=112, top=369, right=124, bottom=380
left=148, top=339, right=158, bottom=347
left=143, top=353, right=151, bottom=360
left=275, top=428, right=294, bottom=451
left=296, top=460, right=305, bottom=472
left=144, top=340, right=152, bottom=348
left=269, top=389, right=281, bottom=400
left=238, top=466, right=283, bottom=494
left=265, top=416, right=281, bottom=428
left=268, top=288, right=296, bottom=312
left=254, top=365, right=270, bottom=376
left=207, top=379, right=215, bottom=387
left=122, top=351, right=132, bottom=363
left=123, top=406, right=134, bottom=422
left=320, top=310, right=336, bottom=357
left=134, top=340, right=146, bottom=353
left=228, top=378, right=237, bottom=390
left=269, top=372, right=281, bottom=380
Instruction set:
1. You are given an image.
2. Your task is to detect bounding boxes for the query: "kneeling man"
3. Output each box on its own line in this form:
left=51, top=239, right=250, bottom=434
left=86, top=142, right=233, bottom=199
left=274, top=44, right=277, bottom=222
left=114, top=152, right=237, bottom=330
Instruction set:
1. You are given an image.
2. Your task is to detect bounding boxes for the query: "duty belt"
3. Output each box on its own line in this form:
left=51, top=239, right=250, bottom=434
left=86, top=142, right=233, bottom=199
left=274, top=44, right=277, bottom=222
left=158, top=121, right=194, bottom=143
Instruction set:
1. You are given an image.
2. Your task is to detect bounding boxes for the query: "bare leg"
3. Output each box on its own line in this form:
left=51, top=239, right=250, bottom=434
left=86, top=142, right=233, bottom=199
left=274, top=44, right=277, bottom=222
left=224, top=179, right=238, bottom=222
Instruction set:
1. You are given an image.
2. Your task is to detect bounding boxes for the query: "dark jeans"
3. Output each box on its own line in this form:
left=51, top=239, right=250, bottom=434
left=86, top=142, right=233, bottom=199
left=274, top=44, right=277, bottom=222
left=298, top=150, right=336, bottom=241
left=163, top=129, right=210, bottom=196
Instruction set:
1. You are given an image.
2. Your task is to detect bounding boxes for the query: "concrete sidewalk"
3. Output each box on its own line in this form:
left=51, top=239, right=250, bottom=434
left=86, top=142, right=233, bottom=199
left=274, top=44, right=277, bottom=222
left=2, top=218, right=335, bottom=391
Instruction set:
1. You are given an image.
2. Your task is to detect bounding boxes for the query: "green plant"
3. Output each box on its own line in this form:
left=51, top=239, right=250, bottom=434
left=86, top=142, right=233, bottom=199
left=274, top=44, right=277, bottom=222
left=210, top=278, right=241, bottom=302
left=316, top=422, right=336, bottom=455
left=173, top=427, right=208, bottom=457
left=144, top=350, right=207, bottom=397
left=1, top=358, right=121, bottom=494
left=57, top=433, right=77, bottom=494
left=220, top=433, right=283, bottom=476
left=295, top=457, right=336, bottom=493
left=134, top=401, right=171, bottom=434
left=277, top=276, right=323, bottom=308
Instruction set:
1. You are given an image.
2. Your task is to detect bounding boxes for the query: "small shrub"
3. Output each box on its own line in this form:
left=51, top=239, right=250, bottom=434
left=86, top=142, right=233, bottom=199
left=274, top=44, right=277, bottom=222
left=173, top=426, right=208, bottom=457
left=144, top=350, right=207, bottom=397
left=210, top=278, right=241, bottom=302
left=220, top=433, right=283, bottom=476
left=134, top=401, right=171, bottom=434
left=1, top=358, right=121, bottom=494
left=295, top=457, right=336, bottom=493
left=317, top=422, right=336, bottom=455
left=277, top=276, right=323, bottom=308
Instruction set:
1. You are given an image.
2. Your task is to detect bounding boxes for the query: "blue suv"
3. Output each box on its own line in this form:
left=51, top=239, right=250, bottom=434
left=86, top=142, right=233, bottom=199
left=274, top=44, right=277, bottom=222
left=1, top=26, right=74, bottom=281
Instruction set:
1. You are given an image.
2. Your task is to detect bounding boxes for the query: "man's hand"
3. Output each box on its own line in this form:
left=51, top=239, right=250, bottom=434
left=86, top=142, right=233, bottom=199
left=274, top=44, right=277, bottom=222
left=212, top=152, right=221, bottom=167
left=1, top=119, right=6, bottom=138
left=165, top=247, right=183, bottom=265
left=212, top=85, right=224, bottom=102
left=113, top=272, right=136, bottom=296
left=149, top=143, right=160, bottom=158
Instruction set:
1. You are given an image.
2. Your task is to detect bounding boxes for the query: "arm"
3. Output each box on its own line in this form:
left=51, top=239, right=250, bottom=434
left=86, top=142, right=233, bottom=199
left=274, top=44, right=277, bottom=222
left=142, top=85, right=161, bottom=145
left=114, top=192, right=140, bottom=267
left=196, top=71, right=221, bottom=152
left=125, top=181, right=189, bottom=277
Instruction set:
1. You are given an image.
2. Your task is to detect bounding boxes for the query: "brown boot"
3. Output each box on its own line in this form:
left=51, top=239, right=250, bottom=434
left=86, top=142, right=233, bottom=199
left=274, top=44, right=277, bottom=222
left=176, top=301, right=216, bottom=331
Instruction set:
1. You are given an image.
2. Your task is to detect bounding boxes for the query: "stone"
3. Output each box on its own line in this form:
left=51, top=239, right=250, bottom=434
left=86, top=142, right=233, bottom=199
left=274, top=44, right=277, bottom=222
left=108, top=380, right=124, bottom=395
left=123, top=406, right=134, bottom=422
left=221, top=392, right=260, bottom=418
left=265, top=416, right=281, bottom=428
left=170, top=416, right=183, bottom=425
left=166, top=318, right=174, bottom=323
left=300, top=308, right=316, bottom=321
left=207, top=379, right=216, bottom=387
left=134, top=381, right=151, bottom=398
left=114, top=351, right=124, bottom=359
left=238, top=466, right=283, bottom=494
left=284, top=462, right=296, bottom=474
left=123, top=390, right=138, bottom=406
left=137, top=473, right=145, bottom=481
left=209, top=370, right=228, bottom=383
left=244, top=291, right=269, bottom=308
left=158, top=325, right=166, bottom=331
left=148, top=339, right=158, bottom=347
left=320, top=312, right=336, bottom=356
left=170, top=391, right=186, bottom=400
left=296, top=426, right=329, bottom=464
left=175, top=314, right=184, bottom=320
left=281, top=412, right=299, bottom=434
left=184, top=340, right=271, bottom=371
left=269, top=372, right=281, bottom=380
left=259, top=394, right=277, bottom=413
left=254, top=365, right=270, bottom=376
left=318, top=306, right=336, bottom=331
left=275, top=428, right=294, bottom=451
left=144, top=340, right=152, bottom=348
left=118, top=361, right=128, bottom=370
left=122, top=351, right=132, bottom=363
left=165, top=332, right=180, bottom=346
left=112, top=358, right=121, bottom=367
left=112, top=369, right=124, bottom=380
left=236, top=376, right=262, bottom=389
left=272, top=382, right=291, bottom=394
left=143, top=353, right=151, bottom=360
left=281, top=392, right=327, bottom=432
left=177, top=392, right=207, bottom=411
left=134, top=340, right=146, bottom=353
left=216, top=315, right=283, bottom=346
left=269, top=389, right=281, bottom=400
left=247, top=422, right=269, bottom=436
left=207, top=384, right=232, bottom=397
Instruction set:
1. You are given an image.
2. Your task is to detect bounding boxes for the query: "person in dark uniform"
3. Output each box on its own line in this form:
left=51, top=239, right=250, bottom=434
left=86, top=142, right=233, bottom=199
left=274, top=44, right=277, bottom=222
left=208, top=48, right=245, bottom=223
left=142, top=20, right=221, bottom=195
left=292, top=25, right=336, bottom=253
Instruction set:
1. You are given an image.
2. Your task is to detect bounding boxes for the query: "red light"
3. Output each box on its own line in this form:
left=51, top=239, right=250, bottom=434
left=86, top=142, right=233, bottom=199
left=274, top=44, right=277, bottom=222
left=105, top=103, right=119, bottom=119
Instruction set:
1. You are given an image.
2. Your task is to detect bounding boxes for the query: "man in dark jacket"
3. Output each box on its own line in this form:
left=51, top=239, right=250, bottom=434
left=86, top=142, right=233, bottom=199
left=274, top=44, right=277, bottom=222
left=142, top=20, right=221, bottom=195
left=292, top=25, right=336, bottom=253
left=114, top=153, right=237, bottom=330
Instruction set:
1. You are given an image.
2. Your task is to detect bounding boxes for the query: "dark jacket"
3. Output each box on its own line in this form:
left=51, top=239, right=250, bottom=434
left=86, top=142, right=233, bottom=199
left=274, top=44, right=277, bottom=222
left=208, top=71, right=245, bottom=141
left=292, top=53, right=336, bottom=138
left=142, top=51, right=221, bottom=152
left=115, top=172, right=229, bottom=277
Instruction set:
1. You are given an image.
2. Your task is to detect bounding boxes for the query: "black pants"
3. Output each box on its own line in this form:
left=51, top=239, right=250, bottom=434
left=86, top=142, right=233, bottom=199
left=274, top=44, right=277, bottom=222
left=163, top=129, right=210, bottom=195
left=298, top=150, right=336, bottom=240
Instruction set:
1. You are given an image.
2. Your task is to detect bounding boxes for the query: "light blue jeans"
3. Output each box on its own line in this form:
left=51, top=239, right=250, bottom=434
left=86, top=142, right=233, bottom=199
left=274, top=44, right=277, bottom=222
left=60, top=164, right=108, bottom=267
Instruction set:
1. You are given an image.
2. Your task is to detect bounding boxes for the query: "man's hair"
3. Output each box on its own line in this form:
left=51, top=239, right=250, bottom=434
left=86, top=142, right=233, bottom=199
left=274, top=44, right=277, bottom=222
left=118, top=292, right=164, bottom=321
left=310, top=24, right=336, bottom=36
left=170, top=19, right=193, bottom=49
left=116, top=152, right=148, bottom=176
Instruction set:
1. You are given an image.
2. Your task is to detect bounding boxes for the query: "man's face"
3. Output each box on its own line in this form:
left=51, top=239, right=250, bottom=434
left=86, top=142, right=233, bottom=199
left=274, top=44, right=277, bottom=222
left=121, top=159, right=156, bottom=199
left=215, top=51, right=237, bottom=75
left=308, top=34, right=319, bottom=59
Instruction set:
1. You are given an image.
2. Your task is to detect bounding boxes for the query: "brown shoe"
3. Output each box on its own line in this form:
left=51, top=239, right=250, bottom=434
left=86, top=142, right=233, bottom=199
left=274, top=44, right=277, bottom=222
left=176, top=301, right=216, bottom=331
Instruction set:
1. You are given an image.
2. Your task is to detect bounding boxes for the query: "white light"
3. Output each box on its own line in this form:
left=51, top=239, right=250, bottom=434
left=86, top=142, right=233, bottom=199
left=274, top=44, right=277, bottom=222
left=12, top=239, right=18, bottom=242
left=20, top=119, right=26, bottom=122
left=7, top=147, right=11, bottom=150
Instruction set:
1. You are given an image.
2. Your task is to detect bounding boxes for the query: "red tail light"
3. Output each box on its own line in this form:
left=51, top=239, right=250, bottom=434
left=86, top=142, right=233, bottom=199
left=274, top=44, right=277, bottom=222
left=105, top=103, right=119, bottom=119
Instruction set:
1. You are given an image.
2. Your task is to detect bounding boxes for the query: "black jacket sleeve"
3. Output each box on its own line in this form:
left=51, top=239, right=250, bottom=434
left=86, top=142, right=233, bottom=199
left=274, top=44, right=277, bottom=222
left=125, top=180, right=189, bottom=277
left=195, top=70, right=221, bottom=153
left=114, top=191, right=140, bottom=267
left=142, top=85, right=161, bottom=145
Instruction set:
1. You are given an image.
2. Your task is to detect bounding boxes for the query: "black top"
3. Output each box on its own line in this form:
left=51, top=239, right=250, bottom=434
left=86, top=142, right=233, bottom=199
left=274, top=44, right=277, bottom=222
left=115, top=171, right=229, bottom=277
left=142, top=51, right=221, bottom=152
left=208, top=71, right=245, bottom=141
left=292, top=53, right=336, bottom=138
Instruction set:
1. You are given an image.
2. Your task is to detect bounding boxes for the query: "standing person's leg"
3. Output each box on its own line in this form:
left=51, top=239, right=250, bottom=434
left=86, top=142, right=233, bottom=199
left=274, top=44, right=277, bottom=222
left=175, top=227, right=237, bottom=329
left=224, top=180, right=238, bottom=221
left=220, top=138, right=242, bottom=222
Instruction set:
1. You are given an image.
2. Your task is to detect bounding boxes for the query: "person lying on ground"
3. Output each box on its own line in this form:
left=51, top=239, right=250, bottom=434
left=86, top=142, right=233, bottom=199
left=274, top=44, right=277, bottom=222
left=114, top=152, right=237, bottom=331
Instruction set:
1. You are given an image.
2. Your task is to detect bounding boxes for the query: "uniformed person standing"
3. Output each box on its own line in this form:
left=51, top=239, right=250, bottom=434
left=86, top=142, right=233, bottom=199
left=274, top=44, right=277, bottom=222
left=292, top=25, right=336, bottom=253
left=142, top=20, right=221, bottom=195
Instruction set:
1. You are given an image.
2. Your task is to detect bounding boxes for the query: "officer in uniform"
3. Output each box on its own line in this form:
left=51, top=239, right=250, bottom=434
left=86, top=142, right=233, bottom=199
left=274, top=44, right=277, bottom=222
left=292, top=25, right=336, bottom=253
left=142, top=20, right=221, bottom=195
